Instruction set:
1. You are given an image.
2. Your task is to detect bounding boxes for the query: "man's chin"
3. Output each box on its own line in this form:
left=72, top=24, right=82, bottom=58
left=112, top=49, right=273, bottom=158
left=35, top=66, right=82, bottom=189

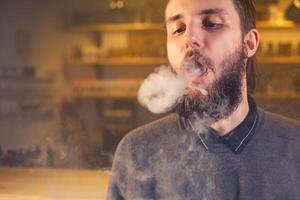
left=175, top=91, right=209, bottom=118
left=176, top=44, right=246, bottom=121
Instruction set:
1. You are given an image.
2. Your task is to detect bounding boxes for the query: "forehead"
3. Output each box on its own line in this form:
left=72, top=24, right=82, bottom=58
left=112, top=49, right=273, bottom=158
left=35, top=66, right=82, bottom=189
left=165, top=0, right=240, bottom=23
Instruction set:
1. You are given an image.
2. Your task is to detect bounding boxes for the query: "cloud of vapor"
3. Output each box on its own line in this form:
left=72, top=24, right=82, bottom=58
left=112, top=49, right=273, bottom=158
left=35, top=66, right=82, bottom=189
left=138, top=50, right=209, bottom=114
left=137, top=65, right=187, bottom=114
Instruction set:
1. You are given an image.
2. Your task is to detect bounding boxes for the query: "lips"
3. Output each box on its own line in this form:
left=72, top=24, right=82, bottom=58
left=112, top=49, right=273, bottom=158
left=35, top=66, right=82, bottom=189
left=191, top=68, right=208, bottom=83
left=188, top=61, right=208, bottom=83
left=181, top=50, right=211, bottom=84
left=194, top=61, right=207, bottom=75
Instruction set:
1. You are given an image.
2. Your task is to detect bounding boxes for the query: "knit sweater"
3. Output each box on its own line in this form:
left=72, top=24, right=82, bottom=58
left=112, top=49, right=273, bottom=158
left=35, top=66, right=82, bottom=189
left=107, top=108, right=300, bottom=200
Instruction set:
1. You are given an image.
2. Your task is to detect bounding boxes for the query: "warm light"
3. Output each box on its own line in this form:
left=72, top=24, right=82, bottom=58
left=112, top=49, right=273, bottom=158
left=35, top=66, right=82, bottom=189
left=109, top=1, right=117, bottom=9
left=116, top=0, right=124, bottom=9
left=109, top=0, right=124, bottom=9
left=294, top=0, right=300, bottom=8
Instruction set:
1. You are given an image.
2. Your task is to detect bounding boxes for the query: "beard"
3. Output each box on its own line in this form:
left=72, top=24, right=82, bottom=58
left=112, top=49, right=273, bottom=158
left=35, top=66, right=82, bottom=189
left=175, top=44, right=247, bottom=122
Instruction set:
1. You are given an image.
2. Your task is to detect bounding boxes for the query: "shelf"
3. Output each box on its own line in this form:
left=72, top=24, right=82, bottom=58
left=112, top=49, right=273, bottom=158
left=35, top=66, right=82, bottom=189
left=74, top=93, right=300, bottom=100
left=72, top=79, right=300, bottom=100
left=74, top=93, right=137, bottom=99
left=70, top=22, right=300, bottom=32
left=70, top=22, right=166, bottom=32
left=257, top=21, right=300, bottom=29
left=254, top=94, right=300, bottom=100
left=69, top=56, right=300, bottom=65
left=72, top=78, right=142, bottom=99
left=69, top=57, right=168, bottom=65
left=256, top=56, right=300, bottom=64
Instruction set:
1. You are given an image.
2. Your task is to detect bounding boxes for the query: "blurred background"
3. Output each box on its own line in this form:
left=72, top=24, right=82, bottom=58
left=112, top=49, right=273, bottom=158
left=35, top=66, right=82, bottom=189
left=0, top=0, right=299, bottom=199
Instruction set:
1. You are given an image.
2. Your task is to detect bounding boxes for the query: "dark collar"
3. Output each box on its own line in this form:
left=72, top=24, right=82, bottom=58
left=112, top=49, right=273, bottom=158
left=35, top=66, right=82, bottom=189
left=185, top=96, right=258, bottom=154
left=219, top=96, right=258, bottom=154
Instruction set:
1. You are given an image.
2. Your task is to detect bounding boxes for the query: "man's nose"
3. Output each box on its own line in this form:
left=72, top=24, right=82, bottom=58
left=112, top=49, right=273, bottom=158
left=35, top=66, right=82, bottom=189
left=185, top=40, right=200, bottom=51
left=184, top=25, right=201, bottom=50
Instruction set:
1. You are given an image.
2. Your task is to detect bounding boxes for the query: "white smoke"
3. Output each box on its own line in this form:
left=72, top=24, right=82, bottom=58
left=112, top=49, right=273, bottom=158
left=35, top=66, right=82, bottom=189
left=138, top=65, right=208, bottom=114
left=137, top=65, right=187, bottom=114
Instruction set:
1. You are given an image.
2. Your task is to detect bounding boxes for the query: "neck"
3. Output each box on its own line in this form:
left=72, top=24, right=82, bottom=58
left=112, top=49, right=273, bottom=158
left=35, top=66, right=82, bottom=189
left=210, top=91, right=249, bottom=136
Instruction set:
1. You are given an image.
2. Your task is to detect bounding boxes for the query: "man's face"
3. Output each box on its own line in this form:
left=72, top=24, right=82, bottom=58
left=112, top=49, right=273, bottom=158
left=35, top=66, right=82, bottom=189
left=165, top=0, right=249, bottom=119
left=165, top=0, right=244, bottom=91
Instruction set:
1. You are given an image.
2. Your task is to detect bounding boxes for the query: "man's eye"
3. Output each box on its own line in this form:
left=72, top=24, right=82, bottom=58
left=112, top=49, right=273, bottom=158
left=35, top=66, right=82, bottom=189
left=203, top=22, right=223, bottom=30
left=173, top=27, right=186, bottom=35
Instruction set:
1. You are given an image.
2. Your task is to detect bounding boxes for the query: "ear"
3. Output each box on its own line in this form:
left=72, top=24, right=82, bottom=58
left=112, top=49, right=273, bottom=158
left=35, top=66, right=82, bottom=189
left=243, top=29, right=260, bottom=58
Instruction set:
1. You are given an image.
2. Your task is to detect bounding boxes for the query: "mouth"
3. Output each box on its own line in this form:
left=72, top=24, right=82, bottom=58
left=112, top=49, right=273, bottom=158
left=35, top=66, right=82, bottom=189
left=181, top=49, right=212, bottom=86
left=195, top=61, right=208, bottom=75
left=191, top=61, right=208, bottom=83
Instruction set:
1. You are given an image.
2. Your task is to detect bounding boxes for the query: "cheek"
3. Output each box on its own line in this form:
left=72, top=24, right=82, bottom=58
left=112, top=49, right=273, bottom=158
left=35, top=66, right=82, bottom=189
left=167, top=41, right=182, bottom=72
left=207, top=38, right=240, bottom=67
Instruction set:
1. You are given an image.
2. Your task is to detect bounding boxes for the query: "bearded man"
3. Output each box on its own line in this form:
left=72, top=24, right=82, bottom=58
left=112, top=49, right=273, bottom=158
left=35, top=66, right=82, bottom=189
left=107, top=0, right=300, bottom=199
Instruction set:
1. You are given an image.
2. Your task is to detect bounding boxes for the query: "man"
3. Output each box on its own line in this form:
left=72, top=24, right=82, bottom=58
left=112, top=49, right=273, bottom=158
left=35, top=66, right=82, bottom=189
left=107, top=0, right=300, bottom=199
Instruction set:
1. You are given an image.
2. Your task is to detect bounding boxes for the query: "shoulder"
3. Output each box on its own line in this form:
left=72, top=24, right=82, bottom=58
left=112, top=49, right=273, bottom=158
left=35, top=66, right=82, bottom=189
left=251, top=108, right=300, bottom=165
left=258, top=108, right=300, bottom=139
left=122, top=113, right=181, bottom=144
left=108, top=114, right=183, bottom=198
left=111, top=113, right=183, bottom=174
left=114, top=113, right=181, bottom=158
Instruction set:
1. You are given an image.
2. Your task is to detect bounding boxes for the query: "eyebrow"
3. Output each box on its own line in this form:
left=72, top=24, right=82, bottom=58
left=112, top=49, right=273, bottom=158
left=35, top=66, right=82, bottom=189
left=166, top=8, right=228, bottom=24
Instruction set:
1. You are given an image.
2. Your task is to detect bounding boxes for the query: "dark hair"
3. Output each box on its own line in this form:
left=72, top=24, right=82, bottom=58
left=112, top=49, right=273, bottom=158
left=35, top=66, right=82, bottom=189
left=232, top=0, right=257, bottom=94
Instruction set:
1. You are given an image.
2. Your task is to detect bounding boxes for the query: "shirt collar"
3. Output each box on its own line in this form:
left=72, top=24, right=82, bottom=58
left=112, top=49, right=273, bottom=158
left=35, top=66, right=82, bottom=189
left=185, top=96, right=258, bottom=154
left=220, top=96, right=258, bottom=154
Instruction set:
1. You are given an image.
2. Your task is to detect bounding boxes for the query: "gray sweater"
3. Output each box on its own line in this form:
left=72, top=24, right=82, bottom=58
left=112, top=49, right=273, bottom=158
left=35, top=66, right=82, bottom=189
left=107, top=108, right=300, bottom=200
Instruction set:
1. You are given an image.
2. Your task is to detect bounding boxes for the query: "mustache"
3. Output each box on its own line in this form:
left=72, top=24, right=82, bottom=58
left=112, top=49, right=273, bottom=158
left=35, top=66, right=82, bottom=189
left=185, top=50, right=201, bottom=59
left=183, top=50, right=214, bottom=71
